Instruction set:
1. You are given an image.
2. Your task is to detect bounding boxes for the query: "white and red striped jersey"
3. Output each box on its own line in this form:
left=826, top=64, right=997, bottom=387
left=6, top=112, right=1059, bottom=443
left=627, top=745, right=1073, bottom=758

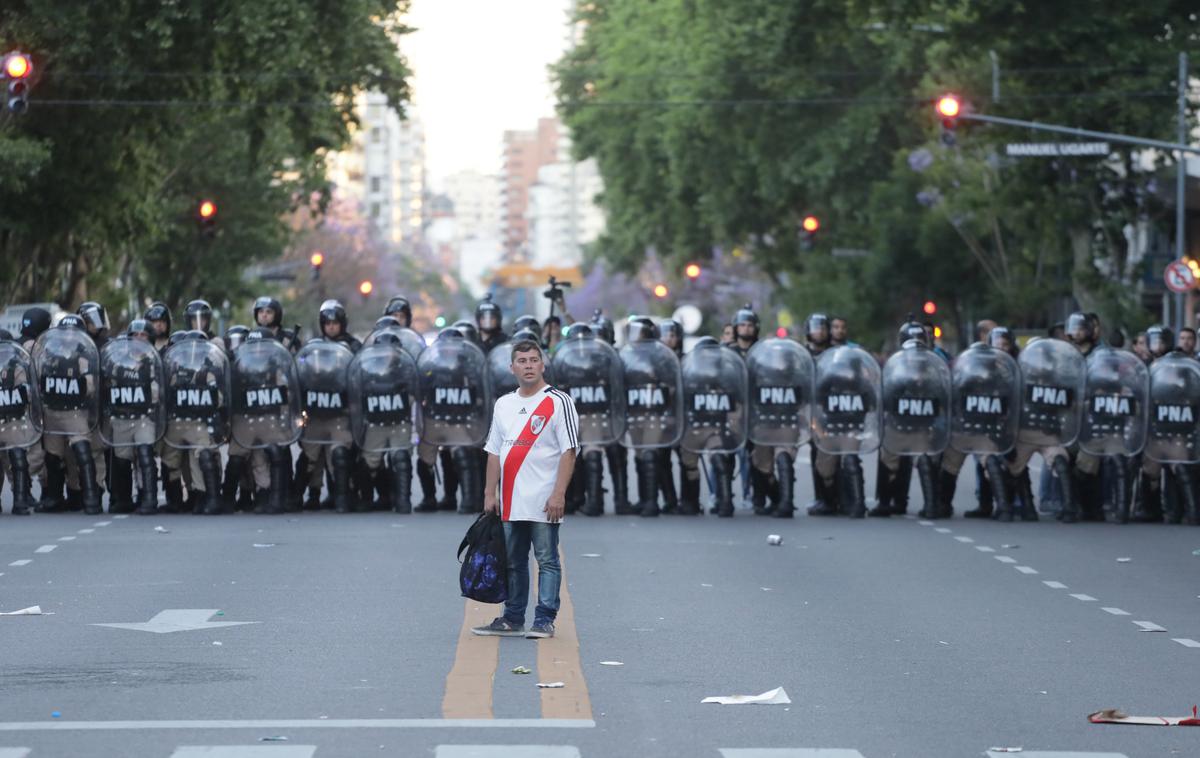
left=484, top=385, right=580, bottom=522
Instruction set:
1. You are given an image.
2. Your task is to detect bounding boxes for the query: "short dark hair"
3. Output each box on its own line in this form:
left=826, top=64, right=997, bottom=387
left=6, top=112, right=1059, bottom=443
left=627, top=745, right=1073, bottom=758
left=1181, top=327, right=1197, bottom=338
left=510, top=339, right=542, bottom=362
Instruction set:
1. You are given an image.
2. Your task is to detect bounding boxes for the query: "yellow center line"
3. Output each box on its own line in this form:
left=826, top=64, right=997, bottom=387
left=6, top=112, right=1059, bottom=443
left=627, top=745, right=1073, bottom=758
left=537, top=550, right=593, bottom=720
left=442, top=599, right=499, bottom=719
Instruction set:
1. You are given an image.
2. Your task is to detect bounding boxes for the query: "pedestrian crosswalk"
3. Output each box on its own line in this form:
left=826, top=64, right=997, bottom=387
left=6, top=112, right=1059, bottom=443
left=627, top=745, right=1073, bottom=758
left=0, top=746, right=1132, bottom=757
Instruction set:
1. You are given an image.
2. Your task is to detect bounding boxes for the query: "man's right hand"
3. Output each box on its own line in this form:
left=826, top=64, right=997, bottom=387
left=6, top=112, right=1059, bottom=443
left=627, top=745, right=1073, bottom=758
left=483, top=494, right=499, bottom=515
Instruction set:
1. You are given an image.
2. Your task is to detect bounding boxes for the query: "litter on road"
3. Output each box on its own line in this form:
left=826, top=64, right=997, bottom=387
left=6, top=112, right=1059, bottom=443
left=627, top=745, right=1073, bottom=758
left=511, top=666, right=532, bottom=675
left=252, top=543, right=276, bottom=548
left=701, top=686, right=791, bottom=705
left=581, top=553, right=602, bottom=558
left=259, top=736, right=290, bottom=741
left=1088, top=706, right=1200, bottom=726
left=537, top=681, right=565, bottom=689
left=599, top=661, right=624, bottom=666
left=1117, top=557, right=1132, bottom=563
left=767, top=534, right=782, bottom=545
left=988, top=748, right=1023, bottom=753
left=1001, top=544, right=1019, bottom=549
left=0, top=606, right=46, bottom=616
left=153, top=526, right=169, bottom=533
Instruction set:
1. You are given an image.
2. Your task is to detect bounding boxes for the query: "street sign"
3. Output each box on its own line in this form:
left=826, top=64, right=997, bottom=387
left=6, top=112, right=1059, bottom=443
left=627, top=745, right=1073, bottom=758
left=1006, top=142, right=1110, bottom=157
left=1164, top=261, right=1195, bottom=293
left=91, top=609, right=258, bottom=634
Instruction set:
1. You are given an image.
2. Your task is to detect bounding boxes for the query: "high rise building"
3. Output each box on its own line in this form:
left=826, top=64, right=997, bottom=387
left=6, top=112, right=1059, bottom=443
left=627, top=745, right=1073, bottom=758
left=526, top=139, right=604, bottom=268
left=500, top=117, right=559, bottom=261
left=443, top=170, right=503, bottom=243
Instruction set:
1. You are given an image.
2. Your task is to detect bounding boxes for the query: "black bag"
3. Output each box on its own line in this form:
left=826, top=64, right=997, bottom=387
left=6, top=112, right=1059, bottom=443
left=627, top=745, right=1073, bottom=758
left=458, top=513, right=509, bottom=603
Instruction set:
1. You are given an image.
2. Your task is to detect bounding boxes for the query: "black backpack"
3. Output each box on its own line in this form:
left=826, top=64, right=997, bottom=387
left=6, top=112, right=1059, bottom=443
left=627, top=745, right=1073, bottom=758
left=458, top=513, right=509, bottom=604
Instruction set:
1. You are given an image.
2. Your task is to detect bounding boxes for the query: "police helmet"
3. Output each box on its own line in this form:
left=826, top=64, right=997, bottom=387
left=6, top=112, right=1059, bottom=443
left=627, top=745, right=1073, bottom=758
left=253, top=296, right=283, bottom=329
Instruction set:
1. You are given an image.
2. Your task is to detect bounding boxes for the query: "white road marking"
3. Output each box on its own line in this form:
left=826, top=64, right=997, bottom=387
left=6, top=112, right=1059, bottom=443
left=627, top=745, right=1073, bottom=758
left=994, top=556, right=1018, bottom=564
left=1133, top=621, right=1167, bottom=633
left=1014, top=566, right=1039, bottom=575
left=92, top=609, right=258, bottom=634
left=934, top=527, right=952, bottom=533
left=954, top=536, right=974, bottom=543
left=975, top=546, right=995, bottom=553
left=721, top=751, right=866, bottom=758
left=0, top=719, right=596, bottom=731
left=987, top=752, right=1129, bottom=758
left=171, top=748, right=316, bottom=758
left=34, top=545, right=56, bottom=554
left=917, top=520, right=934, bottom=526
left=93, top=521, right=112, bottom=527
left=113, top=514, right=129, bottom=519
left=7, top=560, right=31, bottom=567
left=1171, top=638, right=1200, bottom=648
left=0, top=749, right=31, bottom=758
left=437, top=747, right=581, bottom=758
left=1101, top=608, right=1130, bottom=616
left=77, top=529, right=95, bottom=534
left=1070, top=594, right=1098, bottom=602
left=1043, top=581, right=1068, bottom=589
left=57, top=536, right=76, bottom=542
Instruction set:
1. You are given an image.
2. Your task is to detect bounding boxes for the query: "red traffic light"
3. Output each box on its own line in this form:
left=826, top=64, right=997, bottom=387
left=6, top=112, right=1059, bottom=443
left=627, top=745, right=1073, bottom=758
left=922, top=300, right=937, bottom=315
left=801, top=215, right=820, bottom=233
left=685, top=263, right=701, bottom=279
left=198, top=200, right=217, bottom=219
left=935, top=95, right=961, bottom=119
left=653, top=284, right=668, bottom=298
left=359, top=280, right=374, bottom=296
left=3, top=53, right=31, bottom=80
left=310, top=252, right=324, bottom=267
left=775, top=327, right=788, bottom=338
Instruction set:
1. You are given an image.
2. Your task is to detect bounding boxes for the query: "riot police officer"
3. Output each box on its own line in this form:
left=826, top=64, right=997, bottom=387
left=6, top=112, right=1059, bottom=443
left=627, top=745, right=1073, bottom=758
left=476, top=295, right=508, bottom=353
left=1065, top=311, right=1107, bottom=521
left=0, top=329, right=41, bottom=515
left=656, top=319, right=685, bottom=514
left=17, top=308, right=55, bottom=511
left=730, top=305, right=783, bottom=516
left=144, top=302, right=172, bottom=353
left=219, top=324, right=254, bottom=511
left=804, top=313, right=842, bottom=516
left=78, top=301, right=111, bottom=351
left=383, top=296, right=413, bottom=329
left=350, top=332, right=420, bottom=513
left=101, top=320, right=166, bottom=515
left=1136, top=326, right=1200, bottom=524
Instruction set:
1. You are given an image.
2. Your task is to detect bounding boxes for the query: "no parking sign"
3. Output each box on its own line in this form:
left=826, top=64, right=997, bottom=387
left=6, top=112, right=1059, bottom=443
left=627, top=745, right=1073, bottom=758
left=1164, top=261, right=1196, bottom=293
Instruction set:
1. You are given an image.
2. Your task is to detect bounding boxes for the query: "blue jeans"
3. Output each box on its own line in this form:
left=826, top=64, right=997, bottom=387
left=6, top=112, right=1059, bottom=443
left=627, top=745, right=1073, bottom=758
left=502, top=520, right=561, bottom=627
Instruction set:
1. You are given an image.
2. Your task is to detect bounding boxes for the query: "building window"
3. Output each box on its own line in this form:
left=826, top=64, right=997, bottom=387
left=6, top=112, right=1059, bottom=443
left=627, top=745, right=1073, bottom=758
left=370, top=202, right=381, bottom=218
left=371, top=128, right=383, bottom=144
left=370, top=176, right=382, bottom=193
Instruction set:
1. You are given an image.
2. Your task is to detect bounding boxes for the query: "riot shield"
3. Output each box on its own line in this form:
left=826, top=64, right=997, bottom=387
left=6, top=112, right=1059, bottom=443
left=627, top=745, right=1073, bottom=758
left=746, top=338, right=813, bottom=447
left=681, top=341, right=749, bottom=455
left=1145, top=352, right=1200, bottom=464
left=296, top=340, right=355, bottom=446
left=230, top=338, right=302, bottom=449
left=417, top=334, right=491, bottom=446
left=364, top=325, right=426, bottom=361
left=1017, top=338, right=1086, bottom=447
left=812, top=345, right=881, bottom=455
left=100, top=337, right=166, bottom=447
left=488, top=341, right=521, bottom=398
left=1079, top=346, right=1148, bottom=456
left=163, top=338, right=230, bottom=449
left=0, top=341, right=42, bottom=450
left=551, top=334, right=626, bottom=446
left=350, top=342, right=420, bottom=453
left=881, top=344, right=951, bottom=455
left=620, top=339, right=683, bottom=449
left=950, top=344, right=1020, bottom=455
left=32, top=327, right=100, bottom=436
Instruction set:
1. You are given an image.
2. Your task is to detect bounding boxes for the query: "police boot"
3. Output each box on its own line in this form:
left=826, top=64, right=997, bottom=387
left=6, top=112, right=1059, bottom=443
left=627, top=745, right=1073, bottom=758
left=254, top=446, right=287, bottom=515
left=353, top=456, right=375, bottom=511
left=772, top=452, right=795, bottom=518
left=750, top=466, right=772, bottom=516
left=163, top=472, right=185, bottom=514
left=933, top=468, right=957, bottom=521
left=1163, top=468, right=1184, bottom=524
left=636, top=451, right=659, bottom=517
left=134, top=445, right=158, bottom=515
left=36, top=453, right=66, bottom=512
left=565, top=466, right=584, bottom=515
left=390, top=452, right=412, bottom=514
left=1112, top=457, right=1131, bottom=524
left=607, top=444, right=635, bottom=515
left=219, top=457, right=244, bottom=512
left=891, top=456, right=913, bottom=514
left=842, top=456, right=866, bottom=519
left=582, top=451, right=605, bottom=517
left=965, top=464, right=995, bottom=519
left=658, top=449, right=678, bottom=515
left=808, top=468, right=839, bottom=516
left=1132, top=472, right=1163, bottom=522
left=108, top=456, right=135, bottom=514
left=292, top=454, right=310, bottom=512
left=1076, top=469, right=1104, bottom=522
left=452, top=447, right=482, bottom=514
left=1177, top=465, right=1200, bottom=526
left=196, top=449, right=222, bottom=515
left=970, top=467, right=994, bottom=518
left=712, top=454, right=735, bottom=518
left=331, top=447, right=353, bottom=514
left=8, top=449, right=33, bottom=516
left=1016, top=469, right=1038, bottom=521
left=1053, top=457, right=1079, bottom=523
left=437, top=448, right=459, bottom=511
left=70, top=440, right=103, bottom=515
left=415, top=459, right=438, bottom=513
left=868, top=459, right=894, bottom=517
left=916, top=456, right=940, bottom=519
left=678, top=473, right=701, bottom=516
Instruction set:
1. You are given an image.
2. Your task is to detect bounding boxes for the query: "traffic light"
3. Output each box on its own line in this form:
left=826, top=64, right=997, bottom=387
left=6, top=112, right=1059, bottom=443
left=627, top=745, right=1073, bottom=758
left=685, top=263, right=701, bottom=280
left=359, top=280, right=374, bottom=302
left=310, top=252, right=324, bottom=281
left=922, top=300, right=937, bottom=316
left=653, top=283, right=669, bottom=299
left=3, top=51, right=33, bottom=115
left=775, top=327, right=788, bottom=338
left=936, top=94, right=961, bottom=146
left=434, top=316, right=446, bottom=328
left=196, top=199, right=218, bottom=238
left=800, top=214, right=820, bottom=250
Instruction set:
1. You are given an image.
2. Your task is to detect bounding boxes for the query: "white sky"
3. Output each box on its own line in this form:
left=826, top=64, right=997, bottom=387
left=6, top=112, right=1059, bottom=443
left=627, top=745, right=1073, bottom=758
left=403, top=0, right=572, bottom=190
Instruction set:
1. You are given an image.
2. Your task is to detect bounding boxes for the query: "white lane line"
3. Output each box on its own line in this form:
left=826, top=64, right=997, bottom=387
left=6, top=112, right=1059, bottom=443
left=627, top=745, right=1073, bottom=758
left=934, top=527, right=952, bottom=534
left=8, top=560, right=31, bottom=567
left=0, top=749, right=31, bottom=758
left=34, top=545, right=57, bottom=554
left=113, top=514, right=130, bottom=520
left=994, top=556, right=1018, bottom=564
left=1172, top=638, right=1200, bottom=648
left=917, top=520, right=934, bottom=526
left=437, top=747, right=581, bottom=758
left=93, top=521, right=112, bottom=527
left=1043, top=581, right=1068, bottom=589
left=721, top=751, right=866, bottom=758
left=77, top=529, right=95, bottom=534
left=975, top=546, right=995, bottom=553
left=954, top=536, right=974, bottom=543
left=0, top=719, right=597, bottom=731
left=57, top=536, right=76, bottom=542
left=1070, top=594, right=1098, bottom=602
left=988, top=752, right=1129, bottom=758
left=1102, top=608, right=1131, bottom=616
left=171, top=748, right=317, bottom=758
left=1014, top=566, right=1039, bottom=575
left=1133, top=621, right=1167, bottom=633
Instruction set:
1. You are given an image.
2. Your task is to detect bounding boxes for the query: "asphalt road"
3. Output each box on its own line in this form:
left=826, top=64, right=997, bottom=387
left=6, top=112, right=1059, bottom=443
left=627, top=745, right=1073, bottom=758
left=0, top=456, right=1198, bottom=758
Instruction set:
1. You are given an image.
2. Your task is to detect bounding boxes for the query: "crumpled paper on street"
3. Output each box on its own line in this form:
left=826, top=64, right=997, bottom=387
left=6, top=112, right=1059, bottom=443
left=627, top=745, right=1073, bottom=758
left=0, top=606, right=46, bottom=616
left=702, top=686, right=791, bottom=705
left=1088, top=705, right=1200, bottom=726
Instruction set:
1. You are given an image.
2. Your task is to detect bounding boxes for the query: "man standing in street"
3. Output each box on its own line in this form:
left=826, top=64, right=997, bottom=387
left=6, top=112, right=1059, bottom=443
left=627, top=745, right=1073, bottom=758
left=473, top=339, right=579, bottom=640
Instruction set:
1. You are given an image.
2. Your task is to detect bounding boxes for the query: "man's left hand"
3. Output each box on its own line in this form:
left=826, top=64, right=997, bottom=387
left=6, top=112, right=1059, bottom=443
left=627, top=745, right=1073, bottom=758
left=544, top=492, right=566, bottom=523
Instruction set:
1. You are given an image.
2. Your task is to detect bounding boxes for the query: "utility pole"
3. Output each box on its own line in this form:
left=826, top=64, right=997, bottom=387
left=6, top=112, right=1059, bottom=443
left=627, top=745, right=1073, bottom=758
left=1177, top=52, right=1189, bottom=330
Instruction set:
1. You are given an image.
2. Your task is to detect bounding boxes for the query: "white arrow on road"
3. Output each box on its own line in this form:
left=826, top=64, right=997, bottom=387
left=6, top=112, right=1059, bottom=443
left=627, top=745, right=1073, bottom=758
left=91, top=609, right=258, bottom=634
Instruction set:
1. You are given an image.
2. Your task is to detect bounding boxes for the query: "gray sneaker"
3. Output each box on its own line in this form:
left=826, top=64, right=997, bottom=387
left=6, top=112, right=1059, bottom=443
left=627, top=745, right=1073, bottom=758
left=471, top=617, right=525, bottom=637
left=526, top=622, right=555, bottom=639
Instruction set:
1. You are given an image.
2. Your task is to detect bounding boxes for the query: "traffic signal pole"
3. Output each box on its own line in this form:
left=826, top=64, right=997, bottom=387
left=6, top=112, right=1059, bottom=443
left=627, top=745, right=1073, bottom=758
left=1177, top=53, right=1189, bottom=329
